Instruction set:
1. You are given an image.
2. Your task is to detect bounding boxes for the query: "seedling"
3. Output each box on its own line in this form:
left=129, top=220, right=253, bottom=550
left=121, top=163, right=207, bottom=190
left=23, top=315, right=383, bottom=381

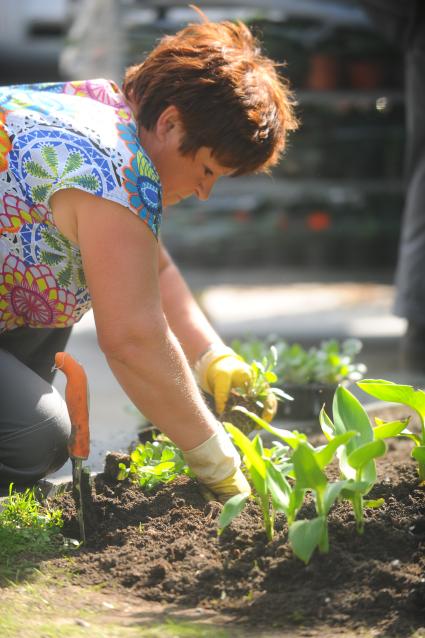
left=232, top=337, right=367, bottom=385
left=117, top=435, right=193, bottom=490
left=320, top=385, right=409, bottom=532
left=357, top=378, right=425, bottom=482
left=289, top=442, right=355, bottom=563
left=221, top=345, right=292, bottom=433
left=220, top=408, right=359, bottom=562
left=219, top=421, right=307, bottom=540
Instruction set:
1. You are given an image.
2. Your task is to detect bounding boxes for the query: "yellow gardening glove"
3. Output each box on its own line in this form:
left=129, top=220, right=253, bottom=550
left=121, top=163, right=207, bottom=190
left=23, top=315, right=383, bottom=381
left=195, top=344, right=278, bottom=422
left=182, top=427, right=251, bottom=504
left=195, top=345, right=253, bottom=414
left=206, top=468, right=251, bottom=503
left=261, top=390, right=278, bottom=423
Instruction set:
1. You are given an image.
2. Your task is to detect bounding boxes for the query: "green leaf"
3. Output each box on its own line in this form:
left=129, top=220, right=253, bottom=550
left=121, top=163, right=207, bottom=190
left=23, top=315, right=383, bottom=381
left=399, top=431, right=422, bottom=446
left=62, top=151, right=84, bottom=176
left=265, top=371, right=277, bottom=383
left=292, top=443, right=327, bottom=493
left=314, top=431, right=358, bottom=469
left=347, top=439, right=387, bottom=470
left=333, top=385, right=373, bottom=451
left=358, top=379, right=425, bottom=421
left=218, top=493, right=249, bottom=533
left=265, top=460, right=293, bottom=514
left=224, top=422, right=266, bottom=480
left=364, top=498, right=385, bottom=509
left=412, top=445, right=425, bottom=463
left=231, top=408, right=304, bottom=448
left=40, top=145, right=58, bottom=175
left=289, top=517, right=326, bottom=564
left=270, top=387, right=294, bottom=401
left=319, top=405, right=336, bottom=441
left=323, top=480, right=349, bottom=515
left=70, top=173, right=100, bottom=192
left=24, top=160, right=52, bottom=179
left=373, top=418, right=410, bottom=439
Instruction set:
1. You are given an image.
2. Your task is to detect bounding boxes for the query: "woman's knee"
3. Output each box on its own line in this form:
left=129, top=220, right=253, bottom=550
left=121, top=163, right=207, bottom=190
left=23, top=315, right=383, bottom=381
left=0, top=351, right=71, bottom=486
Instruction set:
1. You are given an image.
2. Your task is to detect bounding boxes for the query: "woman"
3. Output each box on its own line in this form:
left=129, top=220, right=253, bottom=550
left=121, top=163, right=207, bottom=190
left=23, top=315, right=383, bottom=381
left=0, top=17, right=297, bottom=499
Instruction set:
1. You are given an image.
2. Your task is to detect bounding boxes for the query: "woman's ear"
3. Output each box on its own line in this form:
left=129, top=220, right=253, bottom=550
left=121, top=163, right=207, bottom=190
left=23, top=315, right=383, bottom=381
left=156, top=105, right=183, bottom=142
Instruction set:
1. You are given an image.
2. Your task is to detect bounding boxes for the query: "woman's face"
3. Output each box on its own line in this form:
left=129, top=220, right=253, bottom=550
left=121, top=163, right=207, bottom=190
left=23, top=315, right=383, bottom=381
left=140, top=106, right=233, bottom=208
left=158, top=145, right=233, bottom=208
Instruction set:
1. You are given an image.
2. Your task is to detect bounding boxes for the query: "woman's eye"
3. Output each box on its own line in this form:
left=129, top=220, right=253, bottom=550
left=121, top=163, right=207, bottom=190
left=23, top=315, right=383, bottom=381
left=204, top=166, right=213, bottom=177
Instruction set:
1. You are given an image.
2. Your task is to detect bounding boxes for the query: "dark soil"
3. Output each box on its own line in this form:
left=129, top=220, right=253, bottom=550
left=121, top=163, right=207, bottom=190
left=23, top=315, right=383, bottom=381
left=51, top=438, right=425, bottom=637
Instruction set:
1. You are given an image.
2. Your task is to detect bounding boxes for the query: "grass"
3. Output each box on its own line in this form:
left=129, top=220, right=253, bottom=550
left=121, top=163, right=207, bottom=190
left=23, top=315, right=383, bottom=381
left=0, top=484, right=67, bottom=585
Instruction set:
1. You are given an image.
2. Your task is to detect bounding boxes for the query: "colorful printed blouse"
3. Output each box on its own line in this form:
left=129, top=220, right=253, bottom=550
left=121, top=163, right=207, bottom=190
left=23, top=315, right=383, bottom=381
left=0, top=79, right=162, bottom=333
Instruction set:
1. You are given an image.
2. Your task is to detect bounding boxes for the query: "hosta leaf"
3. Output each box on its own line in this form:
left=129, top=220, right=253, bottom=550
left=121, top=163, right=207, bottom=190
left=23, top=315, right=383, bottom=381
left=412, top=445, right=425, bottom=463
left=399, top=431, right=422, bottom=445
left=224, top=422, right=266, bottom=480
left=231, top=407, right=304, bottom=448
left=218, top=493, right=249, bottom=534
left=319, top=405, right=335, bottom=441
left=333, top=385, right=373, bottom=451
left=358, top=379, right=425, bottom=420
left=314, top=431, right=358, bottom=468
left=373, top=418, right=410, bottom=439
left=323, top=480, right=350, bottom=515
left=292, top=443, right=327, bottom=493
left=265, top=460, right=292, bottom=514
left=24, top=160, right=52, bottom=179
left=289, top=516, right=326, bottom=564
left=347, top=439, right=386, bottom=470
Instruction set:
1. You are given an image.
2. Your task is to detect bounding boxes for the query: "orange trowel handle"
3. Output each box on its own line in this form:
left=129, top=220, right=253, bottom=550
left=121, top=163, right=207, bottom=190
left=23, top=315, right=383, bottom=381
left=55, top=352, right=90, bottom=461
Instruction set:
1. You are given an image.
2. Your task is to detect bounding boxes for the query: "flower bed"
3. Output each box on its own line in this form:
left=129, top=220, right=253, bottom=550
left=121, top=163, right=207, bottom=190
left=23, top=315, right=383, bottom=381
left=50, top=435, right=425, bottom=637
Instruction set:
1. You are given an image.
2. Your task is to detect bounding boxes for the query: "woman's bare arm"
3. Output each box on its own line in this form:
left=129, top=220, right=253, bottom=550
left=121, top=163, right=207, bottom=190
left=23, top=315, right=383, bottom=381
left=158, top=242, right=224, bottom=365
left=68, top=190, right=218, bottom=450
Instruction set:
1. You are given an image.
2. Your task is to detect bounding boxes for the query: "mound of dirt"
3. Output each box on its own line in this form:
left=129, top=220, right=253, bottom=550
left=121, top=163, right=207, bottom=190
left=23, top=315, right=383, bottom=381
left=52, top=439, right=425, bottom=636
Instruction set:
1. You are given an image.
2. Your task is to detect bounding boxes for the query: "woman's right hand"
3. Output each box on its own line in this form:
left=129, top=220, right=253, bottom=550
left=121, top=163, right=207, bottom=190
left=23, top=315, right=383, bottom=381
left=182, top=426, right=251, bottom=503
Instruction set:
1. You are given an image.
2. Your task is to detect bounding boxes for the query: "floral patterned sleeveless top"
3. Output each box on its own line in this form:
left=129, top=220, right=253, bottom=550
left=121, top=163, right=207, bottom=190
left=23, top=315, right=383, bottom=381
left=0, top=79, right=162, bottom=333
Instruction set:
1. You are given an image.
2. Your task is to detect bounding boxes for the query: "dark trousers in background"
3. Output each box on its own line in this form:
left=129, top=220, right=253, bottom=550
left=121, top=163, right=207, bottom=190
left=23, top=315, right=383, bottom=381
left=0, top=326, right=73, bottom=492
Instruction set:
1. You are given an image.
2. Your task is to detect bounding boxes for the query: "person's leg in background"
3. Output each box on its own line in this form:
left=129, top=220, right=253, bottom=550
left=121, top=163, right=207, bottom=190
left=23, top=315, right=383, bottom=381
left=394, top=21, right=425, bottom=370
left=0, top=327, right=72, bottom=493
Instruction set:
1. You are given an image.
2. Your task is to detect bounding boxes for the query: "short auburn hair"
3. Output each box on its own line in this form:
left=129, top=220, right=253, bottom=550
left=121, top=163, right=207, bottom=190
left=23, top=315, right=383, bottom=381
left=122, top=17, right=298, bottom=176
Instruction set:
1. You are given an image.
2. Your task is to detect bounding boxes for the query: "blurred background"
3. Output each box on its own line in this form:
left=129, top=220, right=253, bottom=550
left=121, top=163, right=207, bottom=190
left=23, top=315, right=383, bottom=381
left=2, top=0, right=416, bottom=473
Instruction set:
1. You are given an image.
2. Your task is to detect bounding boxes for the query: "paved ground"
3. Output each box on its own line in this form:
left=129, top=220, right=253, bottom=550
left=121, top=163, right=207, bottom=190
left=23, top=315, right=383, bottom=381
left=50, top=267, right=425, bottom=480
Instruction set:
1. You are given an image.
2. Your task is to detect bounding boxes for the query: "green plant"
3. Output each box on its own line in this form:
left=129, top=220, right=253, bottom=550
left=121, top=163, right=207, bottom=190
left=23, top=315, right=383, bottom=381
left=0, top=484, right=63, bottom=566
left=221, top=344, right=293, bottom=433
left=289, top=441, right=354, bottom=563
left=320, top=385, right=409, bottom=532
left=219, top=421, right=305, bottom=541
left=357, top=378, right=425, bottom=482
left=232, top=337, right=367, bottom=386
left=117, top=436, right=193, bottom=490
left=220, top=408, right=363, bottom=562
